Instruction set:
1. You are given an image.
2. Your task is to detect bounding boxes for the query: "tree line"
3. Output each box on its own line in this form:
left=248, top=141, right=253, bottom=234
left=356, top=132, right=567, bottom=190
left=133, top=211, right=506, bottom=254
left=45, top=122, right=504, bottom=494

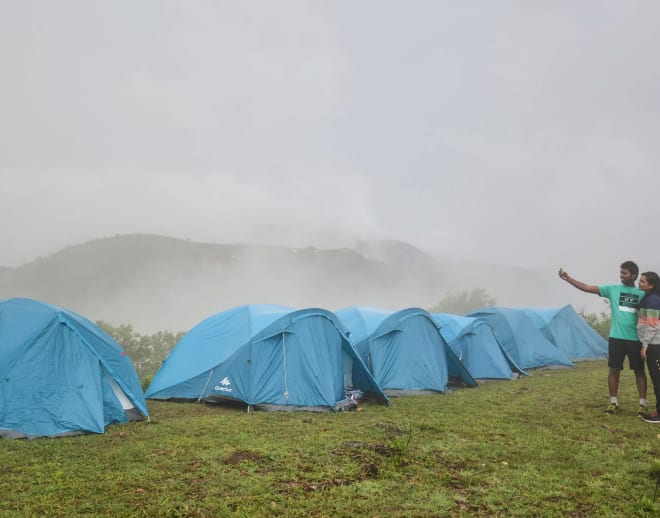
left=96, top=321, right=185, bottom=387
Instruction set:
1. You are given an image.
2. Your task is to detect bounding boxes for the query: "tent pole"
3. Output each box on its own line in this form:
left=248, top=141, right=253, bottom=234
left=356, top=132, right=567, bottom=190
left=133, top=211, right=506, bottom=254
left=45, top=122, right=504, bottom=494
left=197, top=369, right=215, bottom=403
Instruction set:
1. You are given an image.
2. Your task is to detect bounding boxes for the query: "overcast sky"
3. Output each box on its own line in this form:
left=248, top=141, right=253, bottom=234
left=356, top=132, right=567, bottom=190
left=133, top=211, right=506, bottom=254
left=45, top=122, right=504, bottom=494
left=2, top=1, right=659, bottom=287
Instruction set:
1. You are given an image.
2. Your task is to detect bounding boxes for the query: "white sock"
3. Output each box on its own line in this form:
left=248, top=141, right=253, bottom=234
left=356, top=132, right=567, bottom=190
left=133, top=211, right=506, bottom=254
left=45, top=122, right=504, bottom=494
left=610, top=397, right=618, bottom=405
left=640, top=398, right=647, bottom=407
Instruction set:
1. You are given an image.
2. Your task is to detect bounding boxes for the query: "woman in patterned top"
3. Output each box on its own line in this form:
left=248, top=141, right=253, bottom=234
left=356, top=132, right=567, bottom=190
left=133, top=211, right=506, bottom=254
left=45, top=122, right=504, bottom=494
left=638, top=271, right=660, bottom=423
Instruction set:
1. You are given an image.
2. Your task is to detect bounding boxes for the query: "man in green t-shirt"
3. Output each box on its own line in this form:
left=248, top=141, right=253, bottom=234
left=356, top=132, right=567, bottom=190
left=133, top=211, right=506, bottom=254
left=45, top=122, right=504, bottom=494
left=559, top=261, right=648, bottom=416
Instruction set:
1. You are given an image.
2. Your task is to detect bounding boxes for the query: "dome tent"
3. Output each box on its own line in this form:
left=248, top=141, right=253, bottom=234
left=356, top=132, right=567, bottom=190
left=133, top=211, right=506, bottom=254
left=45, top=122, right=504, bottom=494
left=519, top=305, right=607, bottom=361
left=0, top=298, right=148, bottom=439
left=336, top=306, right=477, bottom=395
left=146, top=304, right=388, bottom=411
left=431, top=313, right=523, bottom=380
left=467, top=307, right=574, bottom=370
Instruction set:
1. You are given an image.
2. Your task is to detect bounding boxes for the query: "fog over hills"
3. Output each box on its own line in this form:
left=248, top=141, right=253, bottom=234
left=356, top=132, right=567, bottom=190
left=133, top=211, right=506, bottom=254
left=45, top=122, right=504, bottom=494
left=2, top=4, right=657, bottom=334
left=0, top=234, right=594, bottom=332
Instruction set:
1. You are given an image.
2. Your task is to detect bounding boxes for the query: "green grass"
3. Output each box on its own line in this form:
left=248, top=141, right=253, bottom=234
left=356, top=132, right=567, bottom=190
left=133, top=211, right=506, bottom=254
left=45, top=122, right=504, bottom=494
left=2, top=361, right=659, bottom=517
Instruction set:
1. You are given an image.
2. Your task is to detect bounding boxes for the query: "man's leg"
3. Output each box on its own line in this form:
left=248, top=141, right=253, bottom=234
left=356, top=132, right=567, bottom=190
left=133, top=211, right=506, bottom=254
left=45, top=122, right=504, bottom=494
left=634, top=369, right=648, bottom=400
left=606, top=338, right=625, bottom=413
left=627, top=340, right=648, bottom=404
left=608, top=367, right=621, bottom=397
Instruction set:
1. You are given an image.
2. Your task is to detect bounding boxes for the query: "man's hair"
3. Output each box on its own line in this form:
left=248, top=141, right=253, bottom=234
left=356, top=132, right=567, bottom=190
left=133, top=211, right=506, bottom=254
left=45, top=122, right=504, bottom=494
left=620, top=260, right=639, bottom=277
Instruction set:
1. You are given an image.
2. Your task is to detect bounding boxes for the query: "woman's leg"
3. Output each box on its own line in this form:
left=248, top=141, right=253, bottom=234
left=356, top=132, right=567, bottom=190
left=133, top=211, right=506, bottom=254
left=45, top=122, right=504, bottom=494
left=646, top=344, right=660, bottom=413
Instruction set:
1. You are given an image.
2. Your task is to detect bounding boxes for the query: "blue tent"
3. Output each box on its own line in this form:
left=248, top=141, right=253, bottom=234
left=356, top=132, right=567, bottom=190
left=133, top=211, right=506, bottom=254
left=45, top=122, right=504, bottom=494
left=467, top=307, right=574, bottom=370
left=146, top=305, right=388, bottom=411
left=519, top=305, right=607, bottom=361
left=335, top=307, right=477, bottom=395
left=0, top=298, right=148, bottom=439
left=431, top=313, right=521, bottom=379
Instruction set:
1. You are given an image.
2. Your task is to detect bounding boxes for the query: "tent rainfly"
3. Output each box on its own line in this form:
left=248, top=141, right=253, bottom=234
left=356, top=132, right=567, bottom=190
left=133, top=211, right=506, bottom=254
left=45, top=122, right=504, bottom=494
left=0, top=298, right=148, bottom=439
left=431, top=313, right=523, bottom=379
left=467, top=307, right=574, bottom=371
left=146, top=305, right=388, bottom=411
left=519, top=305, right=608, bottom=361
left=336, top=306, right=477, bottom=395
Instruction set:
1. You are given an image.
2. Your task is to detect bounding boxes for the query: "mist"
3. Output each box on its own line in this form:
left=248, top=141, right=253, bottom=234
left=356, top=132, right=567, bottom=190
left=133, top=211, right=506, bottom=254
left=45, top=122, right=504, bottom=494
left=2, top=2, right=660, bottom=322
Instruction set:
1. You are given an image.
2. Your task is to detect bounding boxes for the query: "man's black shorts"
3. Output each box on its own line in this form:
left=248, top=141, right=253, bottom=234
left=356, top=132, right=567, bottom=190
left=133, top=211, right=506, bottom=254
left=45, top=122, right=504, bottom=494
left=608, top=337, right=645, bottom=371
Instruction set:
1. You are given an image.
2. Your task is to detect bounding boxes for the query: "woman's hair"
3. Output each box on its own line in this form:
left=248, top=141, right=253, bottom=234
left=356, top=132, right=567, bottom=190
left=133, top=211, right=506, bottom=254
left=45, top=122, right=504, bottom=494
left=639, top=271, right=660, bottom=306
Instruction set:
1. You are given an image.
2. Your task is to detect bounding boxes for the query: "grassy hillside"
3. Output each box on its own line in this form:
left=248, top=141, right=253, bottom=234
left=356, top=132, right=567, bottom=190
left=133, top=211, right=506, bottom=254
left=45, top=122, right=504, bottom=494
left=0, top=234, right=572, bottom=332
left=0, top=234, right=448, bottom=331
left=1, top=361, right=658, bottom=516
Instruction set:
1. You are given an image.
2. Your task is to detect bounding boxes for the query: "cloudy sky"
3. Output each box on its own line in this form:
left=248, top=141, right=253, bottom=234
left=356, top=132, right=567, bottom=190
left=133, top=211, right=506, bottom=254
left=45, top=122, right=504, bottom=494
left=2, top=1, right=659, bottom=287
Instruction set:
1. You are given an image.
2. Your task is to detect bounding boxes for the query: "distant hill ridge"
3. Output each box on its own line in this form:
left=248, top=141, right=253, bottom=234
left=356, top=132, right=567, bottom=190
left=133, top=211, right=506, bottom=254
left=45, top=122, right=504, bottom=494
left=0, top=233, right=570, bottom=332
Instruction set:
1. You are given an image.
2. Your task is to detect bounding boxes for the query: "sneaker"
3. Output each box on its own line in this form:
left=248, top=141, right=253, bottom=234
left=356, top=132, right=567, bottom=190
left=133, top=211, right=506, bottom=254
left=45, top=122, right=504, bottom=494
left=605, top=403, right=618, bottom=415
left=642, top=412, right=660, bottom=424
left=638, top=404, right=649, bottom=417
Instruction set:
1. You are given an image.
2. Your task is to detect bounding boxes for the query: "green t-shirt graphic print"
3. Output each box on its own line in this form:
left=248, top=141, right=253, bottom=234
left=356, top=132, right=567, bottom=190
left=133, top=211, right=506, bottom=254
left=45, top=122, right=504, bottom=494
left=598, top=284, right=644, bottom=340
